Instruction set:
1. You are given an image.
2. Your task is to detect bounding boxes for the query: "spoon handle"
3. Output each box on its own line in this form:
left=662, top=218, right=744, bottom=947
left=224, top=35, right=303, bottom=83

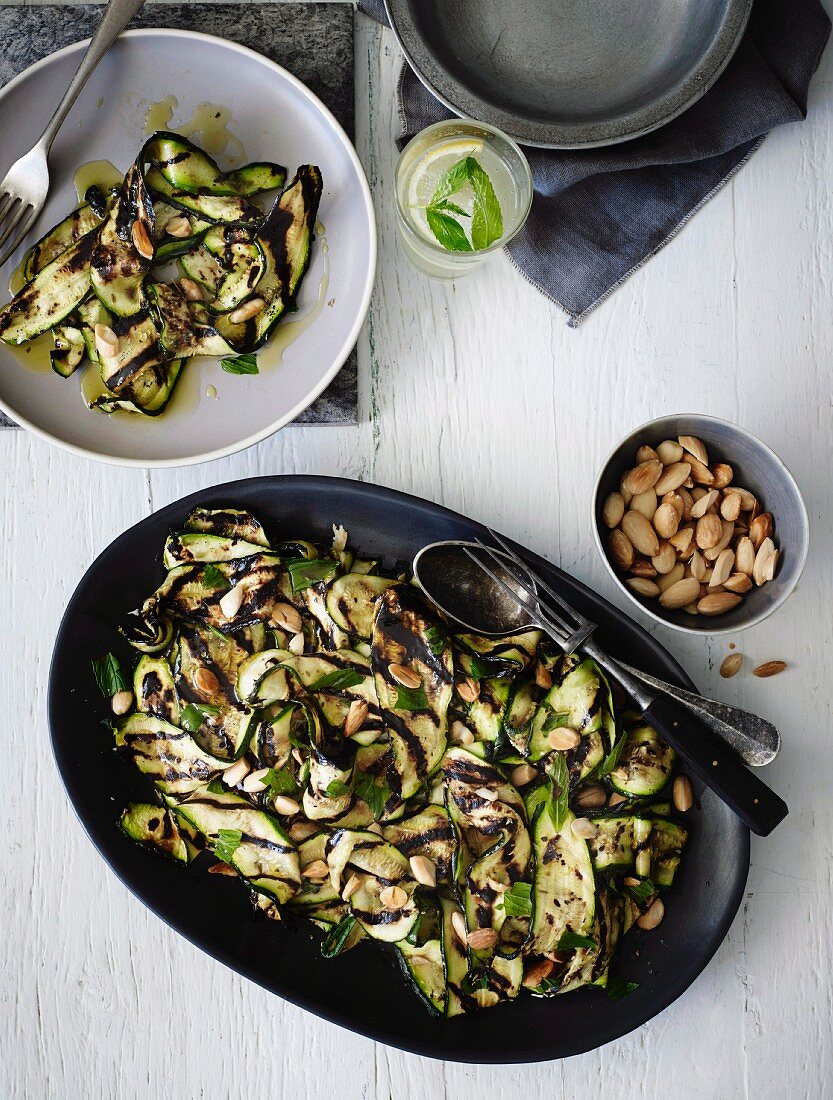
left=616, top=661, right=780, bottom=767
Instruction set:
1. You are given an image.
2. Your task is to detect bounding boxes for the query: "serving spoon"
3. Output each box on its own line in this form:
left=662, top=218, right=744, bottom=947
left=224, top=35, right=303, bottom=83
left=413, top=536, right=787, bottom=836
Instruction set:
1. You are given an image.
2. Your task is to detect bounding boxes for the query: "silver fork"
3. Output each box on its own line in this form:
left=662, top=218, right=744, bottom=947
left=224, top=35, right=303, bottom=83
left=0, top=0, right=146, bottom=268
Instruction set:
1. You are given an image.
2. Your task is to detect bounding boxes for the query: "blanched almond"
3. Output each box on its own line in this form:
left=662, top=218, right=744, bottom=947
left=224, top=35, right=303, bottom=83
left=409, top=855, right=437, bottom=887
left=697, top=592, right=742, bottom=616
left=725, top=486, right=757, bottom=512
left=548, top=727, right=581, bottom=751
left=720, top=653, right=743, bottom=678
left=654, top=462, right=692, bottom=495
left=631, top=489, right=658, bottom=520
left=523, top=958, right=554, bottom=988
left=652, top=542, right=677, bottom=575
left=242, top=767, right=270, bottom=793
left=179, top=277, right=204, bottom=302
left=111, top=689, right=133, bottom=715
left=451, top=721, right=475, bottom=745
left=602, top=491, right=625, bottom=529
left=621, top=511, right=660, bottom=557
left=165, top=215, right=192, bottom=238
left=637, top=897, right=665, bottom=930
left=657, top=439, right=684, bottom=465
left=131, top=218, right=153, bottom=259
left=695, top=514, right=722, bottom=550
left=534, top=663, right=553, bottom=689
left=735, top=536, right=756, bottom=575
left=622, top=460, right=663, bottom=496
left=662, top=491, right=685, bottom=520
left=229, top=297, right=266, bottom=324
left=658, top=577, right=701, bottom=609
left=703, top=520, right=735, bottom=561
left=678, top=435, right=708, bottom=465
left=475, top=787, right=498, bottom=802
left=273, top=795, right=300, bottom=816
left=451, top=909, right=467, bottom=943
left=94, top=323, right=119, bottom=359
left=749, top=512, right=773, bottom=550
left=289, top=820, right=318, bottom=842
left=608, top=529, right=634, bottom=571
left=571, top=817, right=598, bottom=840
left=222, top=757, right=251, bottom=787
left=630, top=560, right=657, bottom=579
left=635, top=444, right=659, bottom=463
left=672, top=775, right=694, bottom=812
left=753, top=660, right=787, bottom=678
left=720, top=492, right=742, bottom=521
left=208, top=862, right=238, bottom=876
left=724, top=572, right=753, bottom=594
left=690, top=490, right=719, bottom=519
left=657, top=562, right=685, bottom=592
left=194, top=667, right=220, bottom=695
left=653, top=502, right=680, bottom=539
left=689, top=550, right=706, bottom=581
left=626, top=577, right=660, bottom=598
left=271, top=602, right=303, bottom=633
left=677, top=486, right=695, bottom=520
left=457, top=677, right=479, bottom=702
left=510, top=763, right=537, bottom=787
left=379, top=885, right=408, bottom=910
left=709, top=548, right=735, bottom=587
left=218, top=582, right=245, bottom=620
left=467, top=927, right=498, bottom=950
left=344, top=699, right=369, bottom=737
left=389, top=663, right=421, bottom=689
left=574, top=783, right=606, bottom=808
left=342, top=873, right=361, bottom=900
left=752, top=537, right=776, bottom=586
left=687, top=455, right=715, bottom=485
left=669, top=526, right=694, bottom=556
left=288, top=631, right=305, bottom=655
left=711, top=463, right=734, bottom=489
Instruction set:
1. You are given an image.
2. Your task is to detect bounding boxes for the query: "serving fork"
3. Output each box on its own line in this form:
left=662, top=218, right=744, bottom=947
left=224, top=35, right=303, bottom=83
left=414, top=530, right=788, bottom=836
left=0, top=0, right=146, bottom=269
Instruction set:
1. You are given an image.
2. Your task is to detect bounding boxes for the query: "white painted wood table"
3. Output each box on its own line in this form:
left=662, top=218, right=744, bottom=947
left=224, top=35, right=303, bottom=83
left=2, top=6, right=833, bottom=1098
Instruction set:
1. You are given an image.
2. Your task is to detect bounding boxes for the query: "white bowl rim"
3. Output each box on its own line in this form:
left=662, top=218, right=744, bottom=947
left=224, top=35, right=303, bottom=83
left=592, top=412, right=810, bottom=636
left=0, top=28, right=377, bottom=468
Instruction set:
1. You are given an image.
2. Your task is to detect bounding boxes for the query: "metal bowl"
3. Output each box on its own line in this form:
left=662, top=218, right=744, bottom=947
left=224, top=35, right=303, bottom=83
left=384, top=0, right=753, bottom=149
left=592, top=414, right=810, bottom=636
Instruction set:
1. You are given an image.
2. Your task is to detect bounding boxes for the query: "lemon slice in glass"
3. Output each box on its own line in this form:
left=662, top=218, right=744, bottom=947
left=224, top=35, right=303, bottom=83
left=406, top=138, right=484, bottom=238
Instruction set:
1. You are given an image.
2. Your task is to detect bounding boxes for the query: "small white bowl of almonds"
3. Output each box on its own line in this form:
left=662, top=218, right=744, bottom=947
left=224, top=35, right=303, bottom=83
left=593, top=414, right=809, bottom=634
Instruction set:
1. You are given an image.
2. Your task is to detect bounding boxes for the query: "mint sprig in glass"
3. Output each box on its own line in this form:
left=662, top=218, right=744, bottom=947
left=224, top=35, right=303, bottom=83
left=395, top=119, right=532, bottom=279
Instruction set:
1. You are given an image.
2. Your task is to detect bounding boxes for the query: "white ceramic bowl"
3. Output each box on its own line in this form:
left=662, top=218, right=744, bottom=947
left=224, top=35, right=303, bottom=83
left=592, top=414, right=809, bottom=635
left=0, top=30, right=376, bottom=466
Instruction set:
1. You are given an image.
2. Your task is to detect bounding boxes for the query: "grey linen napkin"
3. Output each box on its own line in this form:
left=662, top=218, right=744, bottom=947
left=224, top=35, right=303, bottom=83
left=360, top=0, right=830, bottom=325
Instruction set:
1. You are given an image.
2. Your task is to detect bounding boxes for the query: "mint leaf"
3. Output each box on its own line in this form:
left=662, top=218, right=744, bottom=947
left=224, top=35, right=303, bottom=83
left=434, top=200, right=470, bottom=218
left=309, top=668, right=365, bottom=691
left=354, top=770, right=391, bottom=820
left=221, top=353, right=258, bottom=375
left=543, top=711, right=573, bottom=732
left=545, top=752, right=570, bottom=831
left=321, top=913, right=357, bottom=958
left=215, top=828, right=242, bottom=863
left=263, top=766, right=298, bottom=796
left=557, top=929, right=596, bottom=951
left=180, top=702, right=220, bottom=732
left=395, top=682, right=428, bottom=711
left=326, top=779, right=351, bottom=798
left=425, top=207, right=472, bottom=252
left=624, top=877, right=656, bottom=906
left=92, top=652, right=130, bottom=697
left=501, top=881, right=532, bottom=917
left=605, top=978, right=640, bottom=1002
left=202, top=563, right=228, bottom=590
left=424, top=623, right=447, bottom=657
left=599, top=729, right=626, bottom=776
left=287, top=558, right=338, bottom=592
left=468, top=158, right=503, bottom=250
left=430, top=156, right=473, bottom=204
